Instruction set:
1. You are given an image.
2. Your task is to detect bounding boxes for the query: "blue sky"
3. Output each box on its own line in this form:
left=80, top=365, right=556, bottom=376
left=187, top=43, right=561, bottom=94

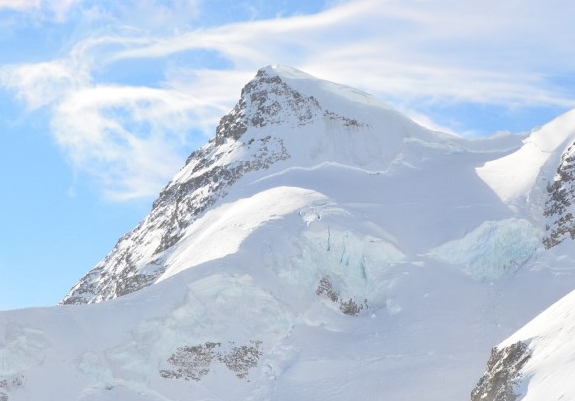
left=1, top=0, right=574, bottom=310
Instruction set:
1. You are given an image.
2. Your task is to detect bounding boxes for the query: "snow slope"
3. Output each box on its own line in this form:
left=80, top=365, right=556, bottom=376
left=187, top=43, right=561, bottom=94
left=490, top=284, right=575, bottom=401
left=470, top=109, right=575, bottom=401
left=2, top=66, right=575, bottom=400
left=476, top=109, right=575, bottom=205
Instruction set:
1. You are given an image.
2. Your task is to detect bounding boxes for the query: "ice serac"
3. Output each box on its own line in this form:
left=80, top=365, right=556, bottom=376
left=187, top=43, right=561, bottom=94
left=61, top=65, right=425, bottom=305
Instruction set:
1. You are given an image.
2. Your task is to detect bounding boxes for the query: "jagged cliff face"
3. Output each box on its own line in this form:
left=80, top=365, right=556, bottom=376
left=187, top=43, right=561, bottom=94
left=543, top=141, right=575, bottom=248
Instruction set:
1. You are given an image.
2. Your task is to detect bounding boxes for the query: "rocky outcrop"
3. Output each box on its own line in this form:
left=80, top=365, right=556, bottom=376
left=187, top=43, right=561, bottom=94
left=543, top=141, right=575, bottom=248
left=315, top=276, right=367, bottom=316
left=470, top=342, right=531, bottom=401
left=0, top=374, right=25, bottom=401
left=159, top=340, right=263, bottom=381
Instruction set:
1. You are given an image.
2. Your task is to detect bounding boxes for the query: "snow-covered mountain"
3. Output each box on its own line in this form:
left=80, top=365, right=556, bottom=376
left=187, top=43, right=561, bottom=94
left=2, top=65, right=575, bottom=401
left=62, top=64, right=465, bottom=305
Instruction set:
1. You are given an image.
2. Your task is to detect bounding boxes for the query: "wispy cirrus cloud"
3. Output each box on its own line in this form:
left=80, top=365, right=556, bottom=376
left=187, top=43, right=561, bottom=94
left=1, top=0, right=575, bottom=201
left=0, top=0, right=41, bottom=12
left=110, top=0, right=575, bottom=107
left=51, top=85, right=219, bottom=200
left=0, top=0, right=84, bottom=21
left=0, top=61, right=86, bottom=108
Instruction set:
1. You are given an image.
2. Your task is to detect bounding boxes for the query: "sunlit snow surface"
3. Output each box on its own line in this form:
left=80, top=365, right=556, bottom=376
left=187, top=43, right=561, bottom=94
left=3, top=66, right=575, bottom=400
left=476, top=108, right=575, bottom=204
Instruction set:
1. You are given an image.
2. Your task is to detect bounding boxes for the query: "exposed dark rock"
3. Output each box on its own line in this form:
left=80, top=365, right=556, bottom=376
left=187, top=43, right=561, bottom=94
left=218, top=340, right=263, bottom=379
left=470, top=341, right=531, bottom=401
left=240, top=68, right=321, bottom=130
left=543, top=141, right=575, bottom=248
left=316, top=276, right=366, bottom=316
left=160, top=342, right=220, bottom=381
left=160, top=340, right=263, bottom=381
left=324, top=110, right=366, bottom=128
left=0, top=374, right=25, bottom=401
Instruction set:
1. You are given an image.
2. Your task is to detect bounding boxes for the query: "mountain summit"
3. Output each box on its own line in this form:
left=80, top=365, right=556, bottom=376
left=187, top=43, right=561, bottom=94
left=62, top=65, right=455, bottom=305
left=2, top=66, right=575, bottom=401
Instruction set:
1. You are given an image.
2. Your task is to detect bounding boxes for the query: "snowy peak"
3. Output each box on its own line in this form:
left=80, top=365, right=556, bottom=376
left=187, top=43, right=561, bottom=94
left=214, top=67, right=320, bottom=147
left=62, top=65, right=418, bottom=305
left=223, top=66, right=322, bottom=137
left=61, top=65, right=528, bottom=308
left=259, top=65, right=397, bottom=113
left=218, top=64, right=445, bottom=145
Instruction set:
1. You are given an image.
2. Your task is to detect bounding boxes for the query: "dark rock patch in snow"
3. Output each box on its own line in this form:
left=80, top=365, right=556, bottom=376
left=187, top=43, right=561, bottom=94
left=160, top=340, right=263, bottom=382
left=470, top=341, right=531, bottom=401
left=316, top=276, right=367, bottom=316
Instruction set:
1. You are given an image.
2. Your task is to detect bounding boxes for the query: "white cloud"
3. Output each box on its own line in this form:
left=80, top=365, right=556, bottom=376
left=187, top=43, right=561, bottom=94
left=0, top=61, right=86, bottom=109
left=47, top=0, right=83, bottom=20
left=0, top=0, right=40, bottom=11
left=52, top=85, right=216, bottom=200
left=0, top=0, right=82, bottom=20
left=109, top=0, right=575, bottom=108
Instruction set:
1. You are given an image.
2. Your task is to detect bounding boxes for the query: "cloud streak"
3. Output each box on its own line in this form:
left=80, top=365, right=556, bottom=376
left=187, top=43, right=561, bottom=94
left=1, top=0, right=575, bottom=200
left=0, top=0, right=84, bottom=21
left=50, top=85, right=225, bottom=201
left=0, top=0, right=40, bottom=12
left=111, top=0, right=575, bottom=106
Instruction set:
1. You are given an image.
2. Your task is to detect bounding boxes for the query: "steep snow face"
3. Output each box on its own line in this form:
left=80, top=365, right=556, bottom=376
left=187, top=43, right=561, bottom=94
left=476, top=109, right=575, bottom=207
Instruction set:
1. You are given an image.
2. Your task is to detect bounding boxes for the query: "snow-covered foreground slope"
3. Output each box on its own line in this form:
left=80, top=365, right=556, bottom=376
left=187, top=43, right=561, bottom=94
left=483, top=285, right=575, bottom=401
left=3, top=66, right=575, bottom=400
left=471, top=284, right=575, bottom=401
